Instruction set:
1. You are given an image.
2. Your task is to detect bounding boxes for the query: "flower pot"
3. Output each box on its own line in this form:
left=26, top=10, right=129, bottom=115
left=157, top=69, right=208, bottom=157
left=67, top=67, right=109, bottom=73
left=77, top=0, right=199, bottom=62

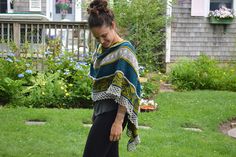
left=140, top=105, right=156, bottom=112
left=209, top=16, right=234, bottom=25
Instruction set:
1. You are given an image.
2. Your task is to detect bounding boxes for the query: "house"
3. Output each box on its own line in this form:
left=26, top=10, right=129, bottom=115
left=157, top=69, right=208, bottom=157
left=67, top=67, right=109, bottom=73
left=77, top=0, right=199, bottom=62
left=166, top=0, right=236, bottom=72
left=0, top=0, right=90, bottom=21
left=0, top=0, right=94, bottom=58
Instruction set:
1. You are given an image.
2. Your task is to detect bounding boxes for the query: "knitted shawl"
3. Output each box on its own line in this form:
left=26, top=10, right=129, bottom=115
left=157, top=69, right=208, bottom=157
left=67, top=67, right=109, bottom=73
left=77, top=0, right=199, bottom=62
left=89, top=40, right=141, bottom=151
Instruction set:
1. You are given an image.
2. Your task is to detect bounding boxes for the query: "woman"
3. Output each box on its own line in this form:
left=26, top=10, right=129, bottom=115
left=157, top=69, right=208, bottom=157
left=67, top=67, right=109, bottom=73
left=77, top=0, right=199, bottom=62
left=83, top=0, right=141, bottom=156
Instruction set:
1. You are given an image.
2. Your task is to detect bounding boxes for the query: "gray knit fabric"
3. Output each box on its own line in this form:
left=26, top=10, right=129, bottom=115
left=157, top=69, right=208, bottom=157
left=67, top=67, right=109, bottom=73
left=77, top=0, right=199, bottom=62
left=93, top=99, right=118, bottom=117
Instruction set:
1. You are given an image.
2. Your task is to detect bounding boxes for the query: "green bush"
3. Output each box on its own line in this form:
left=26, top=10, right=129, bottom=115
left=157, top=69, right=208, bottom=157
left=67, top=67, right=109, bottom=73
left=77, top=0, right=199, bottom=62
left=0, top=50, right=93, bottom=108
left=113, top=0, right=167, bottom=72
left=0, top=77, right=24, bottom=105
left=141, top=73, right=160, bottom=99
left=9, top=72, right=66, bottom=108
left=0, top=53, right=33, bottom=81
left=0, top=53, right=35, bottom=104
left=168, top=54, right=236, bottom=91
left=44, top=51, right=93, bottom=108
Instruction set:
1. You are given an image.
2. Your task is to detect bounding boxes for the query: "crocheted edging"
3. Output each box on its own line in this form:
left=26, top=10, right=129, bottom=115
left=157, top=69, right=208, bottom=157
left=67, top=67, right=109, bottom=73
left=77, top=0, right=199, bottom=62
left=114, top=95, right=138, bottom=127
left=127, top=135, right=141, bottom=152
left=89, top=70, right=141, bottom=99
left=106, top=84, right=122, bottom=97
left=92, top=91, right=138, bottom=128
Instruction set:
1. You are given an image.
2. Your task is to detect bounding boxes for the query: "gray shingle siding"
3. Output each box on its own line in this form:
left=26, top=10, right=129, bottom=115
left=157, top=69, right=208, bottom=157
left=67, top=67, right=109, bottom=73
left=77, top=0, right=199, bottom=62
left=170, top=0, right=236, bottom=62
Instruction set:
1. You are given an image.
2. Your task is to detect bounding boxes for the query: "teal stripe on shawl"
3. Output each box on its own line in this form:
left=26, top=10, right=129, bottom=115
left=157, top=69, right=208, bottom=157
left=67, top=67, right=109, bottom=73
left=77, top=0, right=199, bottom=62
left=90, top=58, right=141, bottom=97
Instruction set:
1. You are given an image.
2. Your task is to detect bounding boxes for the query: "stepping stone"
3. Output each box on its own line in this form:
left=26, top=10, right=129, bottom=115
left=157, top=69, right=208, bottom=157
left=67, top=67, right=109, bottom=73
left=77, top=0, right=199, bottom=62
left=83, top=124, right=92, bottom=128
left=231, top=123, right=236, bottom=128
left=228, top=128, right=236, bottom=138
left=138, top=126, right=151, bottom=130
left=183, top=127, right=202, bottom=132
left=25, top=121, right=46, bottom=125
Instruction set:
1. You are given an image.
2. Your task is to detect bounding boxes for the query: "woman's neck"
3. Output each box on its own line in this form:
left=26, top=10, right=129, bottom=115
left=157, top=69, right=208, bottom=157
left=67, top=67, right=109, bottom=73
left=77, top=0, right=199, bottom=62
left=112, top=34, right=124, bottom=45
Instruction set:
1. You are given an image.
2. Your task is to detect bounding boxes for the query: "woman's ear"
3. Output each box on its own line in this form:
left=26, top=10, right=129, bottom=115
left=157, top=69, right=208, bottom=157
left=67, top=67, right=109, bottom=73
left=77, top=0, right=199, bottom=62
left=111, top=21, right=116, bottom=30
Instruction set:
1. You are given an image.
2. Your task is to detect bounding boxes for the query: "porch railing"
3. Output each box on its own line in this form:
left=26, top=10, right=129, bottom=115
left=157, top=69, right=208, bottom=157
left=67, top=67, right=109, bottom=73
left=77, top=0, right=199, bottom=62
left=0, top=20, right=95, bottom=61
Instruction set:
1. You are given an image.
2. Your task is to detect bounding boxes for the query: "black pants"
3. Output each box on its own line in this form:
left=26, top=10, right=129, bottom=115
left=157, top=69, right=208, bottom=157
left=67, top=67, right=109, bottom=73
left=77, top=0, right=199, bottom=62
left=82, top=110, right=128, bottom=157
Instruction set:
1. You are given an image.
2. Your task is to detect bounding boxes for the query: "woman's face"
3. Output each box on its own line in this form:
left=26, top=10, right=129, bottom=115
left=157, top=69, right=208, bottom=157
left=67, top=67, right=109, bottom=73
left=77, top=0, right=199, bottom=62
left=91, top=23, right=116, bottom=48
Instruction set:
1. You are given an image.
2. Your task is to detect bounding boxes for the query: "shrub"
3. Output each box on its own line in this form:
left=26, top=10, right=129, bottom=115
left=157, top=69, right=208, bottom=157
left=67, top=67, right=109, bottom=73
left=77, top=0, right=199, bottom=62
left=8, top=72, right=66, bottom=108
left=0, top=53, right=33, bottom=81
left=113, top=0, right=167, bottom=72
left=141, top=73, right=160, bottom=99
left=0, top=77, right=24, bottom=105
left=44, top=51, right=93, bottom=108
left=168, top=54, right=236, bottom=91
left=1, top=51, right=93, bottom=108
left=0, top=52, right=35, bottom=104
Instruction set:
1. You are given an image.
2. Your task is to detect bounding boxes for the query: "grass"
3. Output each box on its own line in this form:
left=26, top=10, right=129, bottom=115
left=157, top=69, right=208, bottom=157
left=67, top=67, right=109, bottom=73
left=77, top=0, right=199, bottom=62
left=0, top=90, right=236, bottom=157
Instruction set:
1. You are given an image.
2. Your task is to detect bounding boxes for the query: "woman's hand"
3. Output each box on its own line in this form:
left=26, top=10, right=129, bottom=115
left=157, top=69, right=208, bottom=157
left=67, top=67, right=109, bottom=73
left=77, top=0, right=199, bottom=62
left=110, top=120, right=123, bottom=141
left=109, top=105, right=127, bottom=141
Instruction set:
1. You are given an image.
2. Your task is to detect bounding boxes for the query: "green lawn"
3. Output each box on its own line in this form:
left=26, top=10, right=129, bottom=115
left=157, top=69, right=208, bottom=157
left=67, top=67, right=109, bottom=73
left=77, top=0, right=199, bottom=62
left=1, top=90, right=236, bottom=157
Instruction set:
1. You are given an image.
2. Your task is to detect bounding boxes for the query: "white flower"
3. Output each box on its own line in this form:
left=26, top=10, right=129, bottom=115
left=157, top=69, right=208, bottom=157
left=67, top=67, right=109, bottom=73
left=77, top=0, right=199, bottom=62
left=209, top=6, right=234, bottom=19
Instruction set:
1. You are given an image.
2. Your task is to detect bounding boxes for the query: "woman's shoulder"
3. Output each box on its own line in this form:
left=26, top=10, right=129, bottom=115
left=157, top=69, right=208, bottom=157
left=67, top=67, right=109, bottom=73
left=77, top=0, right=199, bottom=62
left=118, top=40, right=136, bottom=53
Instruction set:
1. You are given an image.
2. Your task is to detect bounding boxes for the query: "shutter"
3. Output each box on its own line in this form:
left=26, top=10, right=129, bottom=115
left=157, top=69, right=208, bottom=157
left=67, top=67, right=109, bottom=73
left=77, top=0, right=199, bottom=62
left=29, top=0, right=41, bottom=11
left=191, top=0, right=205, bottom=16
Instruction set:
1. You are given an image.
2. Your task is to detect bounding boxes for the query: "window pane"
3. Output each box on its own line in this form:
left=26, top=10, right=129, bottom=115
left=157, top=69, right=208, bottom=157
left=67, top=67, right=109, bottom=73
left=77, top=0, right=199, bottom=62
left=0, top=0, right=7, bottom=13
left=210, top=0, right=233, bottom=10
left=55, top=0, right=72, bottom=14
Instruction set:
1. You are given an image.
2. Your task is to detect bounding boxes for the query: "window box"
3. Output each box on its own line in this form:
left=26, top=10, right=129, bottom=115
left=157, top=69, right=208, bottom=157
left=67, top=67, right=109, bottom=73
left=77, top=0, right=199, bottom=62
left=209, top=16, right=234, bottom=24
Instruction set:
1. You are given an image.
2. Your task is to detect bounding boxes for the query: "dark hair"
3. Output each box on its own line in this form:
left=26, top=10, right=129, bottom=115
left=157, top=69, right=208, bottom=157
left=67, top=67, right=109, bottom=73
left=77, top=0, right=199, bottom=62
left=87, top=0, right=114, bottom=28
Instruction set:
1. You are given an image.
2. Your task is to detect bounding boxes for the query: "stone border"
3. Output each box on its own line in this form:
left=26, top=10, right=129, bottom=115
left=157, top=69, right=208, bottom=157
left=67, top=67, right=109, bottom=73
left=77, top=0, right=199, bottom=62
left=219, top=117, right=236, bottom=138
left=25, top=119, right=47, bottom=125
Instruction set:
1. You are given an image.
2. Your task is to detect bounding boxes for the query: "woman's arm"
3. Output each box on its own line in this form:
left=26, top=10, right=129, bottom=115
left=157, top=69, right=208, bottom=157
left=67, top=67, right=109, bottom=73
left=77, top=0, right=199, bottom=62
left=110, top=105, right=127, bottom=141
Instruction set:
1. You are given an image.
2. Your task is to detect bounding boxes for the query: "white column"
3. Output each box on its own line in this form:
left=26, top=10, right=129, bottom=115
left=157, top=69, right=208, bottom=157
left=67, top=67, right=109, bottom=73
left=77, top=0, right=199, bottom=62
left=46, top=0, right=53, bottom=21
left=75, top=0, right=82, bottom=21
left=234, top=0, right=236, bottom=12
left=165, top=0, right=172, bottom=63
left=50, top=0, right=54, bottom=21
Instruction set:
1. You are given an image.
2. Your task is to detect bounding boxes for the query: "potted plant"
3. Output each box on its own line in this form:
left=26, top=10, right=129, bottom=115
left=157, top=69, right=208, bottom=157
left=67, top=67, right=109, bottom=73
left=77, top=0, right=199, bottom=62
left=208, top=6, right=235, bottom=24
left=139, top=99, right=158, bottom=112
left=56, top=0, right=72, bottom=19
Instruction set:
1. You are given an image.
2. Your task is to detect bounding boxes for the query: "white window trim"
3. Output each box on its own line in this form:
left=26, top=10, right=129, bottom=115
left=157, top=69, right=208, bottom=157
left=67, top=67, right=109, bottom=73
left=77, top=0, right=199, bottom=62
left=234, top=0, right=236, bottom=11
left=7, top=0, right=14, bottom=13
left=75, top=0, right=82, bottom=21
left=204, top=0, right=210, bottom=17
left=166, top=0, right=172, bottom=63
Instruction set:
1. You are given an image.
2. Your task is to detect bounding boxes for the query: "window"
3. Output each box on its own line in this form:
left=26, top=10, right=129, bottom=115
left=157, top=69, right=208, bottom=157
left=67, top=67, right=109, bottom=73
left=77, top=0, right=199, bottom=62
left=191, top=0, right=235, bottom=17
left=0, top=0, right=7, bottom=13
left=30, top=0, right=42, bottom=11
left=210, top=0, right=233, bottom=10
left=56, top=0, right=72, bottom=14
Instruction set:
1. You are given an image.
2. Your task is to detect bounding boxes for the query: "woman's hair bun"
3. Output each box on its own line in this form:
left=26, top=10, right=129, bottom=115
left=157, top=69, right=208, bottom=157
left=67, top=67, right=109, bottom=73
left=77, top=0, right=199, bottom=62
left=87, top=0, right=109, bottom=15
left=87, top=0, right=114, bottom=28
